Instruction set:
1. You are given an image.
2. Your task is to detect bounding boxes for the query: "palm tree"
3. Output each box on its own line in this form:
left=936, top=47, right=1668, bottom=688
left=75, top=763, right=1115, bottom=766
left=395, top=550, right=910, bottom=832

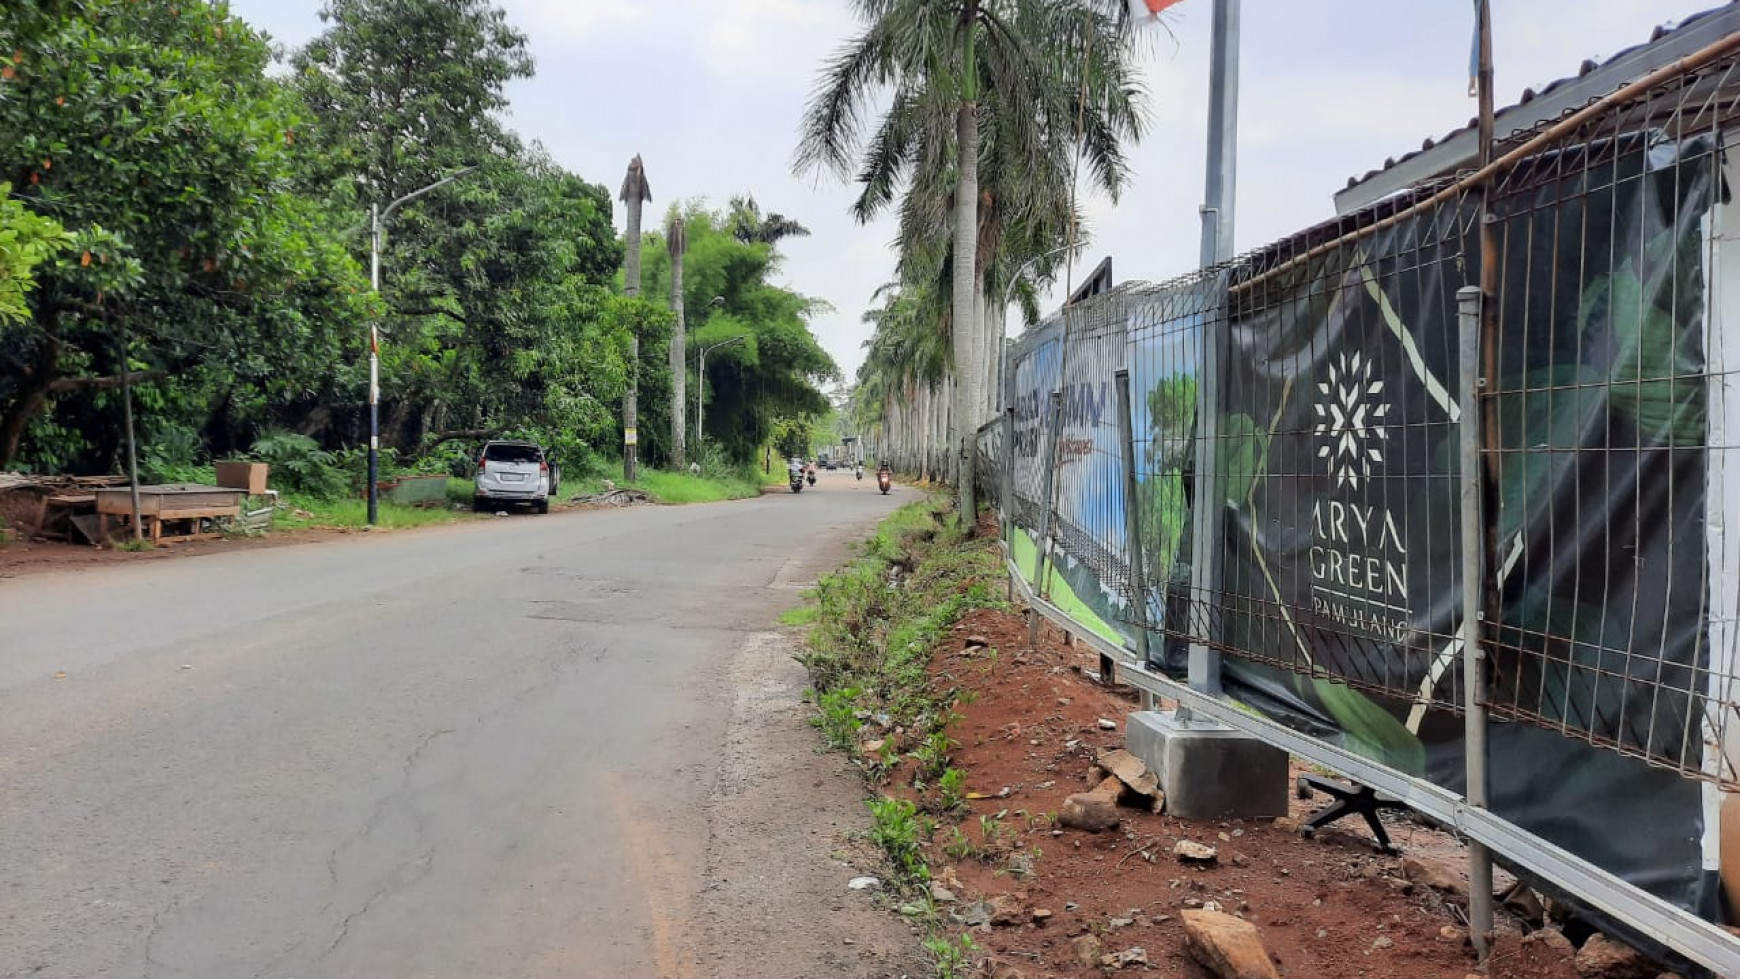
left=667, top=210, right=687, bottom=468
left=618, top=154, right=651, bottom=481
left=796, top=0, right=1144, bottom=530
left=728, top=195, right=812, bottom=247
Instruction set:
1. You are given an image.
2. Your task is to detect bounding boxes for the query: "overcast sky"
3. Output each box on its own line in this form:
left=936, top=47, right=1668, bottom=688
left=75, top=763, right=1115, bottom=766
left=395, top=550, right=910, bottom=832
left=228, top=0, right=1687, bottom=379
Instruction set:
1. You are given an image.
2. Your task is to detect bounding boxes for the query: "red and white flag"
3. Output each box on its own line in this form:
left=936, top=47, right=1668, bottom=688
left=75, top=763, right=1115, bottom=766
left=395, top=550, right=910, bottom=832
left=1131, top=0, right=1187, bottom=19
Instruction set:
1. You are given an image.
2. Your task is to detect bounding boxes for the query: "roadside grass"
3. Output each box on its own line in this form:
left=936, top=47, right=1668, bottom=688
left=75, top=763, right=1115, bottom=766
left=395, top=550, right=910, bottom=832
left=563, top=465, right=763, bottom=504
left=276, top=494, right=476, bottom=531
left=791, top=496, right=1010, bottom=976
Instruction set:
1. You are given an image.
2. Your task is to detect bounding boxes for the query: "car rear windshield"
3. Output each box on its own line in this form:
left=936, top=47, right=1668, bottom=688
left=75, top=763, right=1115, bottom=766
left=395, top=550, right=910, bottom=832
left=484, top=443, right=542, bottom=464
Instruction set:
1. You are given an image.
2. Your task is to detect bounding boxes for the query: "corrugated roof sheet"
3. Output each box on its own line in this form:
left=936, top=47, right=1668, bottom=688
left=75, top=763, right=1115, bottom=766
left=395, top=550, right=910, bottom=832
left=1333, top=2, right=1740, bottom=214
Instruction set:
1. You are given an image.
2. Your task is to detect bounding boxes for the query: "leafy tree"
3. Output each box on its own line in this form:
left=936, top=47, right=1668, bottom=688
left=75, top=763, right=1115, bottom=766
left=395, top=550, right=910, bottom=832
left=0, top=0, right=372, bottom=469
left=637, top=203, right=837, bottom=466
left=0, top=185, right=69, bottom=325
left=289, top=0, right=625, bottom=459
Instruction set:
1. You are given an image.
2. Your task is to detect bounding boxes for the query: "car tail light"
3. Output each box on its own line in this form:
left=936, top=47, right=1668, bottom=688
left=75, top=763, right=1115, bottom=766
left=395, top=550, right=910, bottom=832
left=539, top=460, right=548, bottom=473
left=478, top=458, right=487, bottom=472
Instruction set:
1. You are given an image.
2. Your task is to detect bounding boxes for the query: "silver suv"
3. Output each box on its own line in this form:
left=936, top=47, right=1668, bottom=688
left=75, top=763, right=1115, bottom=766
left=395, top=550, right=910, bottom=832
left=473, top=440, right=556, bottom=513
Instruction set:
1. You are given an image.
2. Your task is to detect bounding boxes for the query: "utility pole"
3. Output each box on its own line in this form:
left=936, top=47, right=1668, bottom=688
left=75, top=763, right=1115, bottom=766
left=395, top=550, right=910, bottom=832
left=619, top=155, right=652, bottom=482
left=367, top=166, right=476, bottom=525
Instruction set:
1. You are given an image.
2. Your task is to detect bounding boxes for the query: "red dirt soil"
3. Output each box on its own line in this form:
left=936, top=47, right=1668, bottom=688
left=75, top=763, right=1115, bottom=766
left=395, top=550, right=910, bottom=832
left=891, top=603, right=1622, bottom=979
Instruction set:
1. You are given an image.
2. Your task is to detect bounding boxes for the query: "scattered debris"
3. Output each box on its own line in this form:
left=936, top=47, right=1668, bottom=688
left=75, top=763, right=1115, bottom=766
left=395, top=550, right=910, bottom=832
left=571, top=487, right=652, bottom=508
left=963, top=634, right=990, bottom=649
left=847, top=876, right=880, bottom=890
left=1099, top=947, right=1148, bottom=969
left=1182, top=909, right=1281, bottom=979
left=988, top=895, right=1024, bottom=927
left=929, top=881, right=958, bottom=903
left=1029, top=907, right=1052, bottom=924
left=954, top=901, right=994, bottom=927
left=1095, top=748, right=1159, bottom=799
left=1071, top=935, right=1104, bottom=968
left=1401, top=855, right=1468, bottom=903
left=1097, top=717, right=1118, bottom=731
left=1499, top=880, right=1546, bottom=927
left=1175, top=839, right=1219, bottom=864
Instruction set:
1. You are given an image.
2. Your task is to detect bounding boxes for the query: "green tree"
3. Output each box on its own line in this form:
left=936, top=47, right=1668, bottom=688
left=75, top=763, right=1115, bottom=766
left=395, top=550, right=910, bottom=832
left=289, top=0, right=626, bottom=460
left=0, top=0, right=371, bottom=469
left=637, top=202, right=837, bottom=466
left=0, top=186, right=69, bottom=325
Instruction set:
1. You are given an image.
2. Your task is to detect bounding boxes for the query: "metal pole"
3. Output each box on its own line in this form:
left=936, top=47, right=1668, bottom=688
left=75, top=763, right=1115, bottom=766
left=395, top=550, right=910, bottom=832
left=362, top=167, right=473, bottom=526
left=368, top=203, right=381, bottom=526
left=1464, top=0, right=1497, bottom=958
left=1028, top=390, right=1064, bottom=648
left=1457, top=285, right=1494, bottom=959
left=1002, top=406, right=1017, bottom=604
left=1199, top=0, right=1240, bottom=268
left=119, top=324, right=143, bottom=544
left=696, top=346, right=707, bottom=446
left=1115, top=370, right=1150, bottom=668
left=1181, top=0, right=1240, bottom=699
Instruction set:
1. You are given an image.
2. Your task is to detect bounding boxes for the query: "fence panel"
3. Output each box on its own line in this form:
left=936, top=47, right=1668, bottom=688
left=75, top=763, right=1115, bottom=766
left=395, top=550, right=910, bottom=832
left=977, top=40, right=1740, bottom=972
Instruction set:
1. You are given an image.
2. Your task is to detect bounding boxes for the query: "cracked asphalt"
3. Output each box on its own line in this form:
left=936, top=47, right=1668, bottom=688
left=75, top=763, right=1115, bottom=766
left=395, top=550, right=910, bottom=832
left=0, top=474, right=921, bottom=978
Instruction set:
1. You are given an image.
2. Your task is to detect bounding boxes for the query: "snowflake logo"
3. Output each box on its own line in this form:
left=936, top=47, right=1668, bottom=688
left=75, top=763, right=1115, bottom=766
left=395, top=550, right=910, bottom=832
left=1314, top=352, right=1390, bottom=490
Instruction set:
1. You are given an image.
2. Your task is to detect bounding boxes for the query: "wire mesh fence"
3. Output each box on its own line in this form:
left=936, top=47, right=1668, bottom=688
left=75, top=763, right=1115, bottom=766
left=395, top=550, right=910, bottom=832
left=969, top=25, right=1740, bottom=970
left=987, top=43, right=1740, bottom=792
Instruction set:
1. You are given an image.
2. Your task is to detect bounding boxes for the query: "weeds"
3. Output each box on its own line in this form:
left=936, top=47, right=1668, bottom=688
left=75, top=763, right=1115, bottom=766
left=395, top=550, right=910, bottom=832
left=936, top=767, right=967, bottom=814
left=113, top=538, right=152, bottom=552
left=924, top=933, right=977, bottom=979
left=868, top=796, right=932, bottom=889
left=813, top=687, right=864, bottom=751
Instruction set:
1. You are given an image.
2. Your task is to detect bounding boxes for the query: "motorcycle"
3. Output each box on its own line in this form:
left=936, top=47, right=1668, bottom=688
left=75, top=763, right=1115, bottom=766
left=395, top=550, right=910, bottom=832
left=788, top=467, right=804, bottom=494
left=854, top=464, right=863, bottom=481
left=876, top=466, right=892, bottom=495
left=806, top=471, right=816, bottom=487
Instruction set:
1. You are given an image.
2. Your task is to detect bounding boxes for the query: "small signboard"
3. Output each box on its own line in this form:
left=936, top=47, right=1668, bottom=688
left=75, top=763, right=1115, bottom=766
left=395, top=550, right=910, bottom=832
left=623, top=427, right=638, bottom=446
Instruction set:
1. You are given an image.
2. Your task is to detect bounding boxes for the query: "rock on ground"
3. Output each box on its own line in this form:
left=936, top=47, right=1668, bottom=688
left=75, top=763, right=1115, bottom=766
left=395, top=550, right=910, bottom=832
left=1574, top=933, right=1656, bottom=979
left=1059, top=789, right=1120, bottom=832
left=1181, top=909, right=1281, bottom=979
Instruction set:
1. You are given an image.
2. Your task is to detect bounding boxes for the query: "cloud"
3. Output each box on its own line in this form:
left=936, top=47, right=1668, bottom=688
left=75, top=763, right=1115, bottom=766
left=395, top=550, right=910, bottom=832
left=506, top=0, right=646, bottom=44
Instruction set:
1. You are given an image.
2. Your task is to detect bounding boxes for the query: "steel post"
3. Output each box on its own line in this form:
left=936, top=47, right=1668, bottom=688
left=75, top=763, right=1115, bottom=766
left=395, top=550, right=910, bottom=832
left=1028, top=391, right=1064, bottom=648
left=1198, top=0, right=1240, bottom=268
left=1457, top=285, right=1494, bottom=957
left=1115, top=370, right=1151, bottom=669
left=1002, top=407, right=1017, bottom=604
left=1184, top=0, right=1239, bottom=699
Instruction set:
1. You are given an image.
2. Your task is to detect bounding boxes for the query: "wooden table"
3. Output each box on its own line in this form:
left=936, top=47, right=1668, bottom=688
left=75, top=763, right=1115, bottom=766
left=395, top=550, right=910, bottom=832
left=94, top=484, right=245, bottom=543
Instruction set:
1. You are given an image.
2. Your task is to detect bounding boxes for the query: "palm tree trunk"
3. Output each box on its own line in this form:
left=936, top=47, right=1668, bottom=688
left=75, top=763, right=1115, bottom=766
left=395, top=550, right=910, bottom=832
left=620, top=156, right=650, bottom=481
left=952, top=92, right=981, bottom=527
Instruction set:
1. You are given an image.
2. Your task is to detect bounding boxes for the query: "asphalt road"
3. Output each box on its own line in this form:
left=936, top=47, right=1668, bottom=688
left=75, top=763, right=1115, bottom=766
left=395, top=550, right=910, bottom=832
left=0, top=471, right=912, bottom=978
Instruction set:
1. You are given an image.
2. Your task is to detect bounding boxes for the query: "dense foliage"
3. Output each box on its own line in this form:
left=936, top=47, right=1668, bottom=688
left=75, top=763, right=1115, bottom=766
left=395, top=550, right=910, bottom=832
left=0, top=0, right=831, bottom=485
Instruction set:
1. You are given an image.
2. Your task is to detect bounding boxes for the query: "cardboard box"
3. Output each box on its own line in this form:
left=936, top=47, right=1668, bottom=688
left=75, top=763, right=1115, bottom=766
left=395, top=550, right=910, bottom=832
left=214, top=461, right=269, bottom=495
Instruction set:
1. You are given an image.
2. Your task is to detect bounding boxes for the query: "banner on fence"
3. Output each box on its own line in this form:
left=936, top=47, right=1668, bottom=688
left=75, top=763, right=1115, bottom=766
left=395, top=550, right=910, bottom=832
left=1001, top=135, right=1723, bottom=922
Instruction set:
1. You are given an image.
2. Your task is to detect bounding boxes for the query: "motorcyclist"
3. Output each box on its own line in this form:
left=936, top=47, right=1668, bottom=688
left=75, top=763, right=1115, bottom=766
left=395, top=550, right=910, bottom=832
left=854, top=461, right=864, bottom=480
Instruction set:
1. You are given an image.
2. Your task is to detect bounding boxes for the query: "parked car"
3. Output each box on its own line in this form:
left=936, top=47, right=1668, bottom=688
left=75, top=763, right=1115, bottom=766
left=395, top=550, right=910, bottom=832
left=474, top=440, right=555, bottom=513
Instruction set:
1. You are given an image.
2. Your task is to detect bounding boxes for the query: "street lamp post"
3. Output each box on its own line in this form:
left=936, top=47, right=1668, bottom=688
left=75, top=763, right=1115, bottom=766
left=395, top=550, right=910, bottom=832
left=367, top=166, right=476, bottom=525
left=695, top=334, right=744, bottom=447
